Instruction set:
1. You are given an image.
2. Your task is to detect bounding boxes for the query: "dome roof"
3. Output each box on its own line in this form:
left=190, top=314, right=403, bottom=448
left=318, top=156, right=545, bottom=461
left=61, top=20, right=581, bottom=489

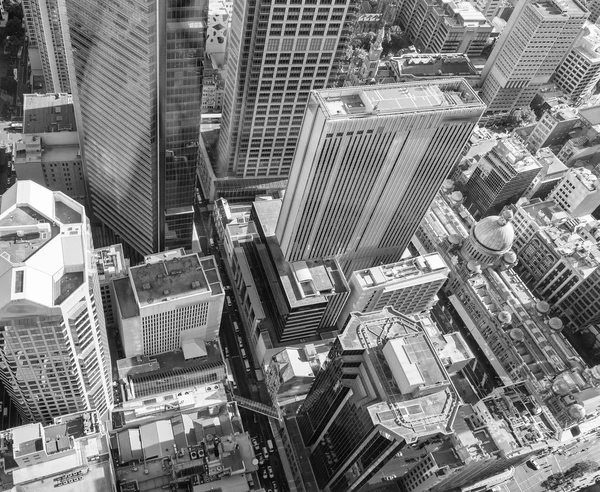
left=472, top=212, right=515, bottom=253
left=498, top=311, right=512, bottom=324
left=503, top=251, right=517, bottom=263
left=568, top=404, right=586, bottom=420
left=536, top=301, right=550, bottom=314
left=548, top=317, right=563, bottom=331
left=451, top=191, right=464, bottom=202
left=510, top=328, right=524, bottom=342
left=448, top=234, right=462, bottom=245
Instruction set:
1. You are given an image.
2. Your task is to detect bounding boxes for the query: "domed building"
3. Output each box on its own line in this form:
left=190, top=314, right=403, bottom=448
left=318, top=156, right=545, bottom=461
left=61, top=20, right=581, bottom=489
left=461, top=209, right=516, bottom=267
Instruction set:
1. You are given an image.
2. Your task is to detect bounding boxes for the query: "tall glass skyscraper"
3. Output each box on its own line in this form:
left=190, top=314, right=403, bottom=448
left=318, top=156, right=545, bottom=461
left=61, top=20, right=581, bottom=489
left=60, top=0, right=204, bottom=255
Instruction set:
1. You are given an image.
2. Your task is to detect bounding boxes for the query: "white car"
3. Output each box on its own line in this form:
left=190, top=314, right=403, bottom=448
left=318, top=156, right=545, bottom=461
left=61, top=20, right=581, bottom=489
left=251, top=438, right=260, bottom=451
left=268, top=466, right=274, bottom=479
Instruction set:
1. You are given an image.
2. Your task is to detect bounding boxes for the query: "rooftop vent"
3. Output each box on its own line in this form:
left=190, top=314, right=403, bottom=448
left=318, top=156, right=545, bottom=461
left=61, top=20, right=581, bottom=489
left=143, top=283, right=151, bottom=290
left=191, top=281, right=201, bottom=289
left=163, top=289, right=170, bottom=295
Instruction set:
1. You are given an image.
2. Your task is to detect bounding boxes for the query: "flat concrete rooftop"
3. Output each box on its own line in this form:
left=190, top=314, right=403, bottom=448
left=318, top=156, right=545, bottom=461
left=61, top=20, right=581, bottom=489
left=314, top=79, right=483, bottom=118
left=130, top=254, right=221, bottom=306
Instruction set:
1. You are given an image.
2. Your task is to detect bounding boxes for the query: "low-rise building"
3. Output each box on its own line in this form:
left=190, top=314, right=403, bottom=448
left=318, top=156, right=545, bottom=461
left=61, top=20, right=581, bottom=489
left=337, top=253, right=449, bottom=330
left=549, top=167, right=600, bottom=217
left=113, top=249, right=224, bottom=357
left=465, top=137, right=542, bottom=217
left=525, top=106, right=580, bottom=153
left=387, top=53, right=480, bottom=86
left=0, top=411, right=115, bottom=492
left=94, top=244, right=129, bottom=328
left=523, top=148, right=568, bottom=201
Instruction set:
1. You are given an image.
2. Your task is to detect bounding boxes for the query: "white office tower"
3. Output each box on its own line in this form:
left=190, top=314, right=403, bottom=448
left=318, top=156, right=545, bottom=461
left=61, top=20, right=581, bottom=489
left=0, top=181, right=112, bottom=424
left=480, top=0, right=588, bottom=118
left=276, top=80, right=485, bottom=275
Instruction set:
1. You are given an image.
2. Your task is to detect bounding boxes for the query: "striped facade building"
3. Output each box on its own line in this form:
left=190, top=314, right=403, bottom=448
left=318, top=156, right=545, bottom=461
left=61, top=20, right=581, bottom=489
left=275, top=80, right=485, bottom=275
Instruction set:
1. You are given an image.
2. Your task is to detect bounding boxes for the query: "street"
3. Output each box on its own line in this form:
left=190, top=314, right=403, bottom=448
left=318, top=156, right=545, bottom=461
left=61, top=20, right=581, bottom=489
left=201, top=206, right=287, bottom=492
left=501, top=435, right=600, bottom=492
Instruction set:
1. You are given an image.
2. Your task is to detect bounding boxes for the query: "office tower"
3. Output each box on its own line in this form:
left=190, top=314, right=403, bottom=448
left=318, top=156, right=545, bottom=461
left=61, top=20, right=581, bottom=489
left=113, top=249, right=224, bottom=357
left=252, top=199, right=349, bottom=344
left=480, top=0, right=588, bottom=117
left=22, top=0, right=71, bottom=93
left=0, top=181, right=113, bottom=424
left=555, top=22, right=600, bottom=101
left=465, top=138, right=542, bottom=217
left=525, top=107, right=580, bottom=153
left=297, top=307, right=459, bottom=492
left=275, top=80, right=485, bottom=274
left=13, top=94, right=85, bottom=201
left=216, top=0, right=356, bottom=187
left=523, top=148, right=567, bottom=200
left=336, top=253, right=449, bottom=330
left=548, top=167, right=600, bottom=217
left=61, top=1, right=205, bottom=255
left=401, top=0, right=492, bottom=56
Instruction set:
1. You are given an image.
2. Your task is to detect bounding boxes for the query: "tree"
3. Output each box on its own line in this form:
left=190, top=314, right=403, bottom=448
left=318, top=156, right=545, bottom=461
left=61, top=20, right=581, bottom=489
left=4, top=17, right=23, bottom=39
left=0, top=77, right=17, bottom=93
left=5, top=3, right=24, bottom=20
left=351, top=31, right=378, bottom=50
left=506, top=107, right=537, bottom=127
left=565, top=460, right=600, bottom=480
left=541, top=472, right=564, bottom=489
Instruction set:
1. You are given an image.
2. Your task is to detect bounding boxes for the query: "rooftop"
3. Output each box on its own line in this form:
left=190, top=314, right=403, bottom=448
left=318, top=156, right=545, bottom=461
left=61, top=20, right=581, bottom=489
left=129, top=252, right=222, bottom=307
left=569, top=166, right=599, bottom=191
left=340, top=309, right=458, bottom=443
left=93, top=244, right=128, bottom=281
left=579, top=105, right=600, bottom=126
left=355, top=253, right=448, bottom=289
left=314, top=79, right=484, bottom=118
left=536, top=148, right=568, bottom=177
left=253, top=200, right=348, bottom=307
left=391, top=53, right=479, bottom=78
left=532, top=0, right=587, bottom=16
left=492, top=138, right=541, bottom=173
left=23, top=93, right=77, bottom=134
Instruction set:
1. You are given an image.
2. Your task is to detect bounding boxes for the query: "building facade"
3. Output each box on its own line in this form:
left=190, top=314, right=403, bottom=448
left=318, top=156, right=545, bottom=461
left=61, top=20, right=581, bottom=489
left=114, top=250, right=224, bottom=357
left=525, top=107, right=580, bottom=153
left=465, top=138, right=542, bottom=217
left=554, top=21, right=600, bottom=101
left=297, top=308, right=460, bottom=492
left=0, top=181, right=113, bottom=424
left=523, top=148, right=568, bottom=201
left=60, top=1, right=205, bottom=255
left=275, top=80, right=485, bottom=274
left=548, top=167, right=600, bottom=217
left=215, top=0, right=357, bottom=186
left=402, top=0, right=492, bottom=56
left=336, top=253, right=449, bottom=330
left=22, top=0, right=71, bottom=93
left=93, top=244, right=129, bottom=329
left=480, top=0, right=588, bottom=117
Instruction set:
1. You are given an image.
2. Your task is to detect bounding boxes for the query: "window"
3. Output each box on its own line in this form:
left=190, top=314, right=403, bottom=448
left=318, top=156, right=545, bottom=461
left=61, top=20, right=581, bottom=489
left=14, top=270, right=24, bottom=293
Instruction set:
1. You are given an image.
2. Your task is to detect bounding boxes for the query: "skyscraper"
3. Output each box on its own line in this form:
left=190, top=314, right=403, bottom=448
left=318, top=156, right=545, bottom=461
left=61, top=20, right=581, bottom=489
left=480, top=0, right=588, bottom=117
left=297, top=307, right=460, bottom=492
left=22, top=0, right=71, bottom=93
left=60, top=1, right=205, bottom=255
left=215, top=0, right=357, bottom=190
left=275, top=80, right=485, bottom=274
left=0, top=181, right=113, bottom=424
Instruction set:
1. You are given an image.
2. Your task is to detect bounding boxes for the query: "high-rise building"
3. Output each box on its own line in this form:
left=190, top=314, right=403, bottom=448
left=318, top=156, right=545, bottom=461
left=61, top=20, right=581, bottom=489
left=22, top=0, right=71, bottom=93
left=465, top=137, right=542, bottom=217
left=113, top=249, right=224, bottom=357
left=297, top=307, right=460, bottom=492
left=275, top=80, right=485, bottom=274
left=400, top=0, right=492, bottom=56
left=60, top=1, right=205, bottom=255
left=480, top=0, right=588, bottom=117
left=548, top=167, right=600, bottom=217
left=93, top=244, right=129, bottom=329
left=215, top=0, right=357, bottom=189
left=555, top=21, right=600, bottom=101
left=523, top=148, right=568, bottom=201
left=336, top=253, right=449, bottom=330
left=0, top=181, right=113, bottom=424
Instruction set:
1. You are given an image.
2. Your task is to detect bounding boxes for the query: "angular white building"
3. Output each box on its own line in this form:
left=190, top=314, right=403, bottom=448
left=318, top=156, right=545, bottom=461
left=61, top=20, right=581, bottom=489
left=0, top=181, right=112, bottom=424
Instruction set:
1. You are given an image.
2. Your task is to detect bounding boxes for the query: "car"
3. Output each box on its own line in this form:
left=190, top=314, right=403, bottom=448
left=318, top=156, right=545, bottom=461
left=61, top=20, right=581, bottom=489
left=273, top=483, right=278, bottom=491
left=581, top=448, right=589, bottom=452
left=234, top=321, right=240, bottom=333
left=224, top=347, right=229, bottom=358
left=526, top=459, right=540, bottom=470
left=267, top=439, right=274, bottom=453
left=258, top=455, right=265, bottom=465
left=241, top=348, right=247, bottom=358
left=227, top=296, right=232, bottom=307
left=263, top=446, right=269, bottom=458
left=262, top=469, right=268, bottom=480
left=238, top=336, right=244, bottom=348
left=252, top=438, right=260, bottom=451
left=268, top=466, right=274, bottom=479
